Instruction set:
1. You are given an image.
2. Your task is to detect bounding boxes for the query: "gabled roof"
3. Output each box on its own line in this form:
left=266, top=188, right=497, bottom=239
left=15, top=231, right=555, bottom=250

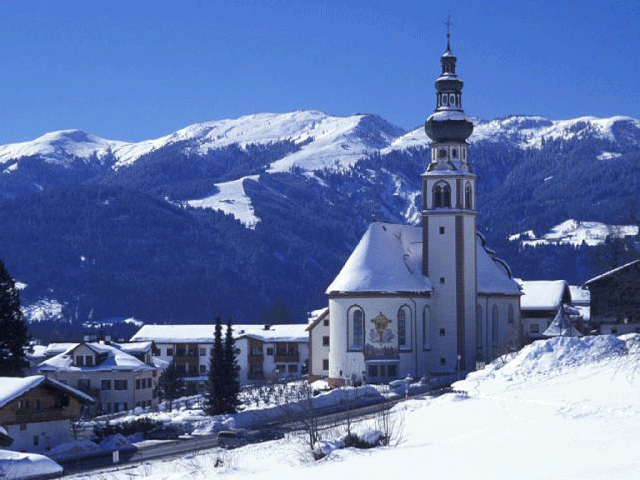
left=306, top=307, right=329, bottom=331
left=516, top=280, right=571, bottom=311
left=0, top=375, right=94, bottom=409
left=131, top=325, right=218, bottom=343
left=38, top=342, right=153, bottom=373
left=326, top=223, right=432, bottom=294
left=584, top=259, right=640, bottom=286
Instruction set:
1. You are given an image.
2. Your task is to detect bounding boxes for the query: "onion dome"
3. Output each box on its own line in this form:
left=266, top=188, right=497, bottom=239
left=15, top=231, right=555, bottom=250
left=425, top=33, right=474, bottom=143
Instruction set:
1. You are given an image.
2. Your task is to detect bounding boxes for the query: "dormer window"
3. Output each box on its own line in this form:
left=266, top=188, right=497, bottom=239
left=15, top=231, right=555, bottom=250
left=85, top=355, right=94, bottom=367
left=75, top=355, right=84, bottom=366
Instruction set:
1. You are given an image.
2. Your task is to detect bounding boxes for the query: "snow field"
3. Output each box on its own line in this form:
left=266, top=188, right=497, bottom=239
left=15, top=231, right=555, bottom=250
left=63, top=335, right=640, bottom=480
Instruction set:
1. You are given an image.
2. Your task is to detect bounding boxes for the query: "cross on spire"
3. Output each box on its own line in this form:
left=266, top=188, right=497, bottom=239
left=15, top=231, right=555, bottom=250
left=445, top=15, right=452, bottom=50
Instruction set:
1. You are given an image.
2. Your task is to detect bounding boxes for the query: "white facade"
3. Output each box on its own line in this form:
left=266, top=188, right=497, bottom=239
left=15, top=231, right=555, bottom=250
left=5, top=420, right=70, bottom=454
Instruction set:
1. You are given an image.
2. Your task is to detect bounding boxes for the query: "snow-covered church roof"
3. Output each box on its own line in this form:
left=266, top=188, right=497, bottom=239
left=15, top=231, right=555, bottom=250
left=327, top=222, right=520, bottom=296
left=327, top=223, right=432, bottom=294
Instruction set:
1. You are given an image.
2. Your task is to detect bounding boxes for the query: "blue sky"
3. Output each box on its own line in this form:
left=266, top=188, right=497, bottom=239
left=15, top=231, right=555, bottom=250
left=1, top=0, right=638, bottom=144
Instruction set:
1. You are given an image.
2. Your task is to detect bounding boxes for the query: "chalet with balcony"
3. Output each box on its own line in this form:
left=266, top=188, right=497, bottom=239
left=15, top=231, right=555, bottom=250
left=0, top=375, right=93, bottom=453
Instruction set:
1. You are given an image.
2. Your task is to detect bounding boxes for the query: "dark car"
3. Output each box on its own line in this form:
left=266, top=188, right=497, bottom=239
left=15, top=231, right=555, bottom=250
left=217, top=430, right=248, bottom=449
left=145, top=424, right=185, bottom=440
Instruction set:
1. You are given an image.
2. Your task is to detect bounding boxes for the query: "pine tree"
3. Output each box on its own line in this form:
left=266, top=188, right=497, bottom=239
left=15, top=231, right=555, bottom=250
left=154, top=360, right=185, bottom=411
left=205, top=316, right=225, bottom=415
left=0, top=259, right=29, bottom=376
left=222, top=318, right=240, bottom=413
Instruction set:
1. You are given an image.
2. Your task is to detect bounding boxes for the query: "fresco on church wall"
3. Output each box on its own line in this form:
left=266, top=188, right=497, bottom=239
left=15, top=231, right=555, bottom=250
left=364, top=312, right=399, bottom=360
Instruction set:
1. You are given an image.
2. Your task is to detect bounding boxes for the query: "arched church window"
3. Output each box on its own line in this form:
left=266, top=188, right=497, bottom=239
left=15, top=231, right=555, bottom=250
left=492, top=305, right=499, bottom=347
left=476, top=305, right=483, bottom=350
left=442, top=183, right=451, bottom=207
left=508, top=304, right=514, bottom=324
left=423, top=306, right=431, bottom=351
left=465, top=182, right=472, bottom=210
left=349, top=307, right=364, bottom=350
left=433, top=182, right=451, bottom=208
left=398, top=305, right=411, bottom=350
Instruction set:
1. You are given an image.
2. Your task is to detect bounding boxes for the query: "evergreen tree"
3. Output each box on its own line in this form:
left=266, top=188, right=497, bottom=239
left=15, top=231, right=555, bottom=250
left=222, top=318, right=240, bottom=413
left=0, top=259, right=29, bottom=376
left=205, top=316, right=225, bottom=415
left=154, top=360, right=185, bottom=411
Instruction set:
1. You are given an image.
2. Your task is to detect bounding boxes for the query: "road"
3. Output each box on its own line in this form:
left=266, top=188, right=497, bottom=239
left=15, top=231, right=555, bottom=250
left=59, top=388, right=448, bottom=477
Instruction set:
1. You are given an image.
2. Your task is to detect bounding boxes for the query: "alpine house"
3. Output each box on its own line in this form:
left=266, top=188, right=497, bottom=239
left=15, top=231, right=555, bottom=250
left=317, top=30, right=522, bottom=386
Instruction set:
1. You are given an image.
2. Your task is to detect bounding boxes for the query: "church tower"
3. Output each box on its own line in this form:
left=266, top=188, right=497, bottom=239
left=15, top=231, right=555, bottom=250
left=422, top=23, right=477, bottom=372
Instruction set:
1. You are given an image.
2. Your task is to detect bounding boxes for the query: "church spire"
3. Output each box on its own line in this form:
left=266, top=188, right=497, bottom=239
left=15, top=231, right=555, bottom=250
left=445, top=15, right=452, bottom=54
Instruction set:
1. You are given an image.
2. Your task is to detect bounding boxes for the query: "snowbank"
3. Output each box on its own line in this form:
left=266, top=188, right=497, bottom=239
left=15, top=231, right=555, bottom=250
left=0, top=450, right=62, bottom=480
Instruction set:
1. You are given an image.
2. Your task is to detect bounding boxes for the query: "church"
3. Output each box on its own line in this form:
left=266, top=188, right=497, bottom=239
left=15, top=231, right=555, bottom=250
left=308, top=34, right=522, bottom=386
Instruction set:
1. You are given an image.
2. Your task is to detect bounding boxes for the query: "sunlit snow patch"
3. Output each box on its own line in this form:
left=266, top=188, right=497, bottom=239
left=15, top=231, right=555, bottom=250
left=185, top=175, right=261, bottom=229
left=509, top=219, right=638, bottom=247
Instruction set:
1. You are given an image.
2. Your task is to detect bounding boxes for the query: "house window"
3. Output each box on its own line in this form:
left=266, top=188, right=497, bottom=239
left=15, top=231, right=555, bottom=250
left=147, top=378, right=152, bottom=388
left=439, top=226, right=445, bottom=235
left=20, top=424, right=26, bottom=431
left=350, top=307, right=365, bottom=350
left=75, top=356, right=84, bottom=366
left=440, top=357, right=446, bottom=366
left=440, top=328, right=446, bottom=336
left=275, top=364, right=285, bottom=373
left=322, top=359, right=329, bottom=370
left=322, top=336, right=330, bottom=347
left=508, top=304, right=514, bottom=324
left=77, top=379, right=90, bottom=391
left=200, top=365, right=206, bottom=373
left=387, top=364, right=397, bottom=378
left=530, top=323, right=539, bottom=333
left=323, top=318, right=329, bottom=326
left=492, top=305, right=499, bottom=346
left=368, top=364, right=378, bottom=377
left=440, top=277, right=445, bottom=285
left=114, top=380, right=128, bottom=390
left=136, top=379, right=141, bottom=390
left=166, top=348, right=173, bottom=356
left=423, top=306, right=431, bottom=350
left=101, top=380, right=111, bottom=390
left=288, top=364, right=298, bottom=373
left=33, top=435, right=39, bottom=446
left=85, top=356, right=94, bottom=366
left=266, top=347, right=274, bottom=356
left=398, top=306, right=411, bottom=350
left=200, top=348, right=206, bottom=356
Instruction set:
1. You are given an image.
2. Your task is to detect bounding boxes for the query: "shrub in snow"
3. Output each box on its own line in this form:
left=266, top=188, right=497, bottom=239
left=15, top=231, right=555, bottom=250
left=93, top=417, right=162, bottom=441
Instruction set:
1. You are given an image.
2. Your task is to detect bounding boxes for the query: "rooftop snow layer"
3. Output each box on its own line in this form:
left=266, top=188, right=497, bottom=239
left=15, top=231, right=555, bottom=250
left=517, top=279, right=570, bottom=311
left=584, top=259, right=640, bottom=285
left=327, top=223, right=520, bottom=295
left=237, top=324, right=309, bottom=343
left=38, top=343, right=153, bottom=372
left=0, top=375, right=94, bottom=409
left=131, top=323, right=307, bottom=343
left=326, top=223, right=431, bottom=294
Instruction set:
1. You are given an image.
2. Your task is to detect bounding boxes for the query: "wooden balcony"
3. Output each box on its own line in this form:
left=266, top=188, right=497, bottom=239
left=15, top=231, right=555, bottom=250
left=274, top=353, right=299, bottom=363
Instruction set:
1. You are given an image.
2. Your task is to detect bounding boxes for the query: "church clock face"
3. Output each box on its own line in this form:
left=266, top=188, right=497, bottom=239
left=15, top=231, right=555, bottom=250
left=438, top=149, right=448, bottom=159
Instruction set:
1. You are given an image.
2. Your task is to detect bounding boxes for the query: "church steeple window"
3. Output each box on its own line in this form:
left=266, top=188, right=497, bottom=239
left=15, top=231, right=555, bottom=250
left=465, top=182, right=472, bottom=209
left=432, top=181, right=451, bottom=208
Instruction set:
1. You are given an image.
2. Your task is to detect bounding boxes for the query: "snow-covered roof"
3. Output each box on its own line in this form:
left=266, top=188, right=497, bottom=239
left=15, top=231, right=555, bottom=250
left=476, top=237, right=522, bottom=296
left=306, top=307, right=329, bottom=331
left=131, top=323, right=306, bottom=343
left=327, top=223, right=432, bottom=294
left=516, top=280, right=571, bottom=311
left=584, top=259, right=640, bottom=286
left=38, top=343, right=153, bottom=373
left=131, top=325, right=219, bottom=343
left=236, top=324, right=308, bottom=343
left=117, top=341, right=153, bottom=354
left=0, top=375, right=94, bottom=409
left=327, top=223, right=520, bottom=296
left=569, top=285, right=590, bottom=305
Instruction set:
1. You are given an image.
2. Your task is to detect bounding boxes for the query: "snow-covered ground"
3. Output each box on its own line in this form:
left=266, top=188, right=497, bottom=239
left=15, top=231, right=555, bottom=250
left=63, top=334, right=640, bottom=480
left=509, top=219, right=638, bottom=247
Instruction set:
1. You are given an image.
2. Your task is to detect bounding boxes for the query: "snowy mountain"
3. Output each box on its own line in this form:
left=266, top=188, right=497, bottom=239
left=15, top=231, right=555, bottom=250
left=1, top=111, right=640, bottom=329
left=510, top=219, right=639, bottom=247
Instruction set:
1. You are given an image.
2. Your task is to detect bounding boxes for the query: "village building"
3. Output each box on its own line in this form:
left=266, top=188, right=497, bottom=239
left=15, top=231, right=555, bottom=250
left=517, top=280, right=574, bottom=340
left=306, top=308, right=330, bottom=381
left=130, top=323, right=309, bottom=391
left=309, top=36, right=522, bottom=386
left=0, top=375, right=93, bottom=453
left=584, top=259, right=640, bottom=335
left=37, top=340, right=162, bottom=415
